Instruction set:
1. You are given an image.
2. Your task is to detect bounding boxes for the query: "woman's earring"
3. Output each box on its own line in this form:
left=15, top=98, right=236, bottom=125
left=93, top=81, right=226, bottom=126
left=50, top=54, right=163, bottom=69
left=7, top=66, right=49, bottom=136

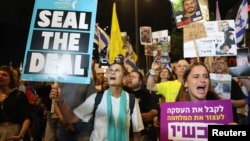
left=185, top=87, right=189, bottom=92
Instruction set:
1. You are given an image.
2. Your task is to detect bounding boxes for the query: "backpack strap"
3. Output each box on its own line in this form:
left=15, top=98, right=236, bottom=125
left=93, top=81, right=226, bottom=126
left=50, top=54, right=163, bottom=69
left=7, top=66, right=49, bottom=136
left=128, top=93, right=135, bottom=137
left=93, top=92, right=104, bottom=118
left=90, top=91, right=104, bottom=131
left=128, top=93, right=135, bottom=115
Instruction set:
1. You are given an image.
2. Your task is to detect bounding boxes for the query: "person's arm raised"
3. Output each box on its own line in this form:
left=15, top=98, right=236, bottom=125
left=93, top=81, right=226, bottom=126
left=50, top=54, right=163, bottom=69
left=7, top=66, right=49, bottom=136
left=49, top=83, right=81, bottom=123
left=147, top=57, right=160, bottom=92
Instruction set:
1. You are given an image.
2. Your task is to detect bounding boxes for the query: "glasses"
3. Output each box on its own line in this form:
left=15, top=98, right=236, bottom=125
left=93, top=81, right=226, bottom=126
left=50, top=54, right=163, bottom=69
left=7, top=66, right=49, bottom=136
left=107, top=69, right=122, bottom=74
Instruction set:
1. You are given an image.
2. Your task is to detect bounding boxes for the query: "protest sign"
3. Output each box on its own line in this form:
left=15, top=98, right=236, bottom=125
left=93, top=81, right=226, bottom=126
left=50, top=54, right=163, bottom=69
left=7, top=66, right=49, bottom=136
left=184, top=20, right=237, bottom=58
left=183, top=22, right=206, bottom=42
left=160, top=100, right=233, bottom=141
left=140, top=26, right=152, bottom=45
left=210, top=73, right=232, bottom=99
left=183, top=22, right=206, bottom=61
left=172, top=0, right=205, bottom=28
left=151, top=30, right=169, bottom=56
left=21, top=0, right=97, bottom=84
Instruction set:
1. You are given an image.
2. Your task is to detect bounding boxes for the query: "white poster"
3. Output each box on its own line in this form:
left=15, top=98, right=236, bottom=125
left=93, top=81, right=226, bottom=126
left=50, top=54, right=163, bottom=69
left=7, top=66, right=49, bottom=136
left=184, top=20, right=237, bottom=58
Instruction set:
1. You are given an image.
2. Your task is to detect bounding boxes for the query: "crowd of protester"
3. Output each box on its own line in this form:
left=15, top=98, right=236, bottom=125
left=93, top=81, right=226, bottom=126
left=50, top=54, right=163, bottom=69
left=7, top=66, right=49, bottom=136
left=0, top=55, right=249, bottom=141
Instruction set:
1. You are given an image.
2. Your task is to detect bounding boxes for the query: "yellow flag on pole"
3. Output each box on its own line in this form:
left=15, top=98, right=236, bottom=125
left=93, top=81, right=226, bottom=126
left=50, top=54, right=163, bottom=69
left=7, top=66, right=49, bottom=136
left=108, top=2, right=125, bottom=64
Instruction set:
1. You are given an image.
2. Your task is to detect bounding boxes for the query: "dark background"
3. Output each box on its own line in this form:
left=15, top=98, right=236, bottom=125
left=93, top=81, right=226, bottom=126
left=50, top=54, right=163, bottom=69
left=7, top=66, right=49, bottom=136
left=0, top=0, right=246, bottom=69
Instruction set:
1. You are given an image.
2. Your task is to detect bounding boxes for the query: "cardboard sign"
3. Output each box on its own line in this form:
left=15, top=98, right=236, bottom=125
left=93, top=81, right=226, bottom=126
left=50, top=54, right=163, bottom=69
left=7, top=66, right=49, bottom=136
left=184, top=20, right=237, bottom=58
left=21, top=0, right=97, bottom=84
left=183, top=22, right=206, bottom=42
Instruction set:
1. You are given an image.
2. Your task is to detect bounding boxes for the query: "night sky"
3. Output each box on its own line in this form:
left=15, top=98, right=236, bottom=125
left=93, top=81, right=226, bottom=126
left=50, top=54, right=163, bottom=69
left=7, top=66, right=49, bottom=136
left=0, top=0, right=242, bottom=67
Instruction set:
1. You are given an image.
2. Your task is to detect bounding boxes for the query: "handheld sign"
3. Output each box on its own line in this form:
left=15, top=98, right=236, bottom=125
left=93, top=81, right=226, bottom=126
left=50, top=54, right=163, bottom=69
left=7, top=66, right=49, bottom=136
left=183, top=20, right=237, bottom=58
left=160, top=100, right=233, bottom=141
left=184, top=22, right=206, bottom=61
left=183, top=22, right=206, bottom=42
left=172, top=0, right=205, bottom=28
left=21, top=0, right=97, bottom=84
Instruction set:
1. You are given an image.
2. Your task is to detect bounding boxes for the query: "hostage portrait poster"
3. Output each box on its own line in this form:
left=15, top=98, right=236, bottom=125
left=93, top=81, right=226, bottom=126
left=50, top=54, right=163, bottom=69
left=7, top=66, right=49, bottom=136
left=21, top=0, right=97, bottom=84
left=183, top=20, right=237, bottom=58
left=171, top=0, right=209, bottom=28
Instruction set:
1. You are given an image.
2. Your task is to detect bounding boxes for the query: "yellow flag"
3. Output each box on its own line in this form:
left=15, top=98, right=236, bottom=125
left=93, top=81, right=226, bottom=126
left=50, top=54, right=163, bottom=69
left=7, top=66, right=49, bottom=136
left=108, top=3, right=125, bottom=64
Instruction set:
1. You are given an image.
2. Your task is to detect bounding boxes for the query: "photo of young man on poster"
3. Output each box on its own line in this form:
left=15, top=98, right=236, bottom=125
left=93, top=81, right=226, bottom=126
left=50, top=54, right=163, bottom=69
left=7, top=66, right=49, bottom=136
left=173, top=0, right=203, bottom=28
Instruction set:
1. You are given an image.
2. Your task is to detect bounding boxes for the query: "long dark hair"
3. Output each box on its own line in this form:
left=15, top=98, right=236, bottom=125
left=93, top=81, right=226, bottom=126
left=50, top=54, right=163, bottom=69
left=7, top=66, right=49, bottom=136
left=157, top=67, right=174, bottom=83
left=175, top=61, right=220, bottom=101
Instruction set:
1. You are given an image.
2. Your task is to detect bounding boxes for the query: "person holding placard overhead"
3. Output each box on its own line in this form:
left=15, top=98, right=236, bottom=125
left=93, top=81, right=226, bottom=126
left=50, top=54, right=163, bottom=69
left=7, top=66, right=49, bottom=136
left=47, top=79, right=96, bottom=141
left=50, top=63, right=144, bottom=141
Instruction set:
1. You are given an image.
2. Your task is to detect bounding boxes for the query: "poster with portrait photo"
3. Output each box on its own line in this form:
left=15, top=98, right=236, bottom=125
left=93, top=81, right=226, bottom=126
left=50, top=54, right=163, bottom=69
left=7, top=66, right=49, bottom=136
left=140, top=26, right=152, bottom=45
left=151, top=42, right=169, bottom=56
left=183, top=20, right=237, bottom=58
left=152, top=42, right=171, bottom=64
left=150, top=30, right=171, bottom=64
left=144, top=45, right=153, bottom=56
left=171, top=0, right=204, bottom=28
left=151, top=30, right=169, bottom=56
left=210, top=73, right=232, bottom=100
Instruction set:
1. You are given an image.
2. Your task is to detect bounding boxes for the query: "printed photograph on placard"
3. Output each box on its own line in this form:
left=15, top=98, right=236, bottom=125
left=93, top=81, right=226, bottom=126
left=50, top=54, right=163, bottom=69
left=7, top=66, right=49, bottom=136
left=140, top=26, right=152, bottom=45
left=152, top=30, right=169, bottom=57
left=171, top=0, right=204, bottom=28
left=210, top=73, right=232, bottom=100
left=152, top=42, right=169, bottom=57
left=144, top=45, right=153, bottom=56
left=183, top=20, right=237, bottom=58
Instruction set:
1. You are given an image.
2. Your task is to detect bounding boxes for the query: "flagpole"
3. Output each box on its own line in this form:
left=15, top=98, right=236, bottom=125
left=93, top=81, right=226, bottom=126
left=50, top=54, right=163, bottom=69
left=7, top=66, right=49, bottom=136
left=135, top=0, right=139, bottom=66
left=145, top=45, right=149, bottom=72
left=244, top=32, right=246, bottom=48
